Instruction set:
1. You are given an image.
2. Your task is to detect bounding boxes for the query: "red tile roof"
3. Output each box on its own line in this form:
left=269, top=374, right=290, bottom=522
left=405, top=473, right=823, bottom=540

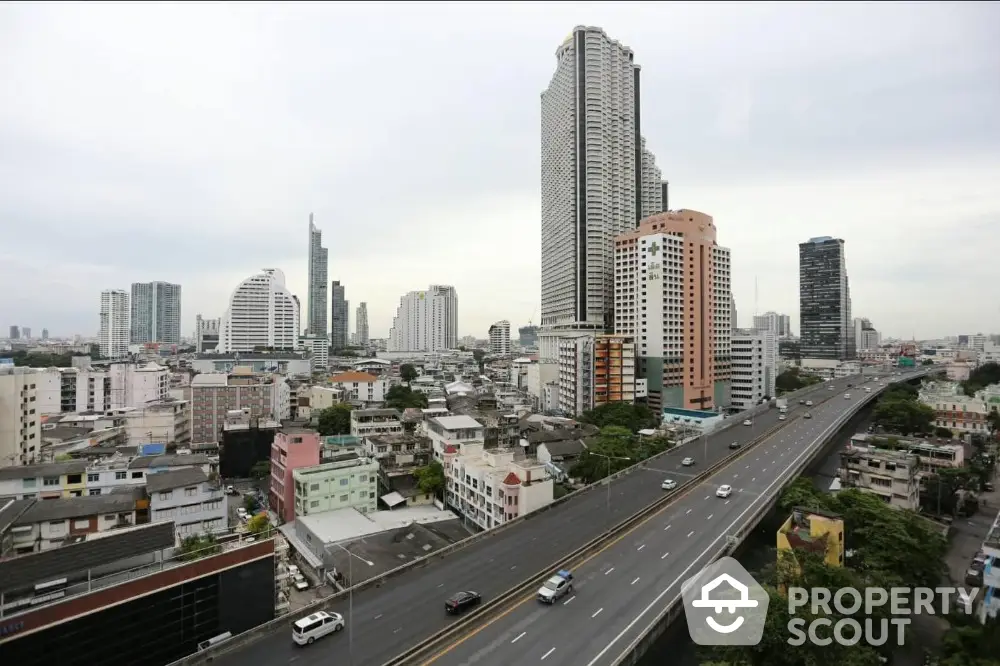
left=502, top=472, right=521, bottom=486
left=444, top=445, right=458, bottom=454
left=330, top=371, right=378, bottom=383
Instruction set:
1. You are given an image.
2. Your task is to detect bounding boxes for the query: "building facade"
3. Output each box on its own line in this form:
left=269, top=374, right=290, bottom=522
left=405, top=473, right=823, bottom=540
left=0, top=367, right=42, bottom=465
left=328, top=371, right=389, bottom=407
left=731, top=328, right=778, bottom=410
left=269, top=428, right=321, bottom=523
left=99, top=289, right=130, bottom=359
left=293, top=457, right=379, bottom=517
left=330, top=280, right=349, bottom=350
left=34, top=362, right=170, bottom=415
left=129, top=281, right=181, bottom=345
left=189, top=371, right=285, bottom=445
left=839, top=444, right=919, bottom=511
left=147, top=467, right=225, bottom=537
left=518, top=325, right=539, bottom=348
left=594, top=334, right=637, bottom=407
left=217, top=269, right=300, bottom=353
left=799, top=237, right=853, bottom=361
left=489, top=320, right=511, bottom=356
left=355, top=302, right=369, bottom=345
left=307, top=214, right=329, bottom=337
left=540, top=25, right=662, bottom=332
left=613, top=210, right=732, bottom=412
left=194, top=315, right=220, bottom=353
left=752, top=311, right=792, bottom=338
left=387, top=285, right=458, bottom=352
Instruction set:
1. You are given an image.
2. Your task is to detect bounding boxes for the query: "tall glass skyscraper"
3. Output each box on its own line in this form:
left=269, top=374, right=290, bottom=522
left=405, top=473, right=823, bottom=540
left=798, top=237, right=854, bottom=360
left=130, top=281, right=181, bottom=345
left=307, top=214, right=328, bottom=337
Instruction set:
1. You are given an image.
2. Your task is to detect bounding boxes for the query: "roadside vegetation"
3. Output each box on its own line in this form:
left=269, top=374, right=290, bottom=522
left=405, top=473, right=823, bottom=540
left=776, top=368, right=823, bottom=396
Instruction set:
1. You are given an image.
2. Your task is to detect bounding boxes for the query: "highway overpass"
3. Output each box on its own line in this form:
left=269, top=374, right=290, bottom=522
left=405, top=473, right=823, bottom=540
left=176, top=368, right=933, bottom=666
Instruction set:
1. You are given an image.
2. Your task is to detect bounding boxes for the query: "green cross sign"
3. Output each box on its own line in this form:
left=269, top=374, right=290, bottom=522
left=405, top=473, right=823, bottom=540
left=649, top=242, right=660, bottom=256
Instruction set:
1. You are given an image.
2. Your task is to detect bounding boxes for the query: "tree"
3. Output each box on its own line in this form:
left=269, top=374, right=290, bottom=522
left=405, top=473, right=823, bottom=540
left=962, top=362, right=1000, bottom=397
left=987, top=410, right=1000, bottom=441
left=472, top=349, right=486, bottom=372
left=569, top=425, right=655, bottom=483
left=249, top=461, right=270, bottom=480
left=317, top=404, right=353, bottom=435
left=872, top=397, right=935, bottom=435
left=413, top=460, right=445, bottom=497
left=0, top=350, right=76, bottom=367
left=938, top=613, right=1000, bottom=666
left=246, top=513, right=270, bottom=534
left=579, top=402, right=658, bottom=433
left=935, top=427, right=954, bottom=438
left=400, top=363, right=418, bottom=383
left=922, top=358, right=935, bottom=365
left=385, top=385, right=429, bottom=409
left=775, top=368, right=822, bottom=395
left=178, top=534, right=222, bottom=561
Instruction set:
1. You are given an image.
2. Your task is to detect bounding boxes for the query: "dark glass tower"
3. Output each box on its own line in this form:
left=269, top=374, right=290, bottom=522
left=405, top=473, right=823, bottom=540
left=798, top=237, right=853, bottom=360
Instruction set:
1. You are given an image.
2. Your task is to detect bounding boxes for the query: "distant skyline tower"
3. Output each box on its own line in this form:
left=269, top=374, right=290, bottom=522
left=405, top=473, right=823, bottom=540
left=130, top=281, right=181, bottom=344
left=307, top=213, right=329, bottom=338
left=99, top=289, right=130, bottom=359
left=330, top=280, right=349, bottom=350
left=799, top=237, right=854, bottom=361
left=355, top=302, right=369, bottom=346
left=540, top=25, right=663, bottom=333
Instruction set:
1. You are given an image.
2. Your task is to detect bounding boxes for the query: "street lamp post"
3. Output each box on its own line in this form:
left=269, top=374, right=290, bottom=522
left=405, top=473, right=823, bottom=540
left=328, top=543, right=375, bottom=666
left=590, top=453, right=631, bottom=513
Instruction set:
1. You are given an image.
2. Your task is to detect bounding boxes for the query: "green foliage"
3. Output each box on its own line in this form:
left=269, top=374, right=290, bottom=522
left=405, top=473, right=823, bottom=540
left=249, top=461, right=270, bottom=480
left=987, top=411, right=1000, bottom=439
left=246, top=513, right=270, bottom=534
left=922, top=358, right=935, bottom=365
left=775, top=368, right=822, bottom=395
left=400, top=363, right=418, bottom=383
left=872, top=385, right=935, bottom=435
left=579, top=402, right=659, bottom=433
left=936, top=614, right=1000, bottom=666
left=935, top=427, right=954, bottom=438
left=178, top=534, right=222, bottom=561
left=413, top=460, right=445, bottom=497
left=317, top=403, right=353, bottom=435
left=570, top=426, right=672, bottom=484
left=962, top=362, right=1000, bottom=397
left=243, top=495, right=259, bottom=512
left=0, top=350, right=76, bottom=367
left=385, top=385, right=429, bottom=410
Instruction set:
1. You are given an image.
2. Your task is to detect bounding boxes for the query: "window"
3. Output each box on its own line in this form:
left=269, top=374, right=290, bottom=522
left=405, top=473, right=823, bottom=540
left=159, top=491, right=172, bottom=500
left=87, top=473, right=99, bottom=483
left=43, top=476, right=59, bottom=486
left=339, top=494, right=348, bottom=502
left=340, top=478, right=349, bottom=486
left=89, top=489, right=101, bottom=496
left=185, top=487, right=197, bottom=497
left=22, top=478, right=36, bottom=489
left=131, top=471, right=143, bottom=479
left=115, top=471, right=126, bottom=480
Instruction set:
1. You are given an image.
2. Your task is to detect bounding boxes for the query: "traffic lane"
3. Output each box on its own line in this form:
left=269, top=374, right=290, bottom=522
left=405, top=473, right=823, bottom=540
left=430, top=478, right=754, bottom=666
left=212, top=377, right=868, bottom=666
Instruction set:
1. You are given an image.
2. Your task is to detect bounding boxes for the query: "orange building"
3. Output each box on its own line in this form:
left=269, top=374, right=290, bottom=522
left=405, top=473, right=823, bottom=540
left=594, top=335, right=637, bottom=406
left=613, top=210, right=731, bottom=411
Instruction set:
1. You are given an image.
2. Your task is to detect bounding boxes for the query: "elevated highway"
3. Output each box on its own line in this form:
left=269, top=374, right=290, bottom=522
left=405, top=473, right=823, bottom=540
left=176, top=368, right=932, bottom=666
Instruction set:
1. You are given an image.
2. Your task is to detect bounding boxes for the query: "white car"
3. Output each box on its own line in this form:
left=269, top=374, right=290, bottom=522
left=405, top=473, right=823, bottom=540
left=293, top=574, right=309, bottom=591
left=681, top=457, right=695, bottom=467
left=292, top=611, right=344, bottom=646
left=716, top=485, right=733, bottom=498
left=805, top=400, right=813, bottom=406
left=778, top=415, right=786, bottom=421
left=236, top=507, right=247, bottom=518
left=661, top=479, right=677, bottom=491
left=742, top=419, right=753, bottom=426
left=844, top=393, right=851, bottom=399
left=287, top=564, right=300, bottom=577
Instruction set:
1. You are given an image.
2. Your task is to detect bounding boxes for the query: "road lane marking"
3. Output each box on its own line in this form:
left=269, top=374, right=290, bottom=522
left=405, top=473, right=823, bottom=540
left=542, top=648, right=556, bottom=660
left=686, top=509, right=692, bottom=515
left=511, top=565, right=517, bottom=570
left=687, top=530, right=694, bottom=537
left=637, top=544, right=646, bottom=551
left=725, top=500, right=730, bottom=505
left=664, top=524, right=671, bottom=531
left=564, top=595, right=576, bottom=605
left=733, top=474, right=739, bottom=478
left=605, top=567, right=615, bottom=575
left=374, top=614, right=383, bottom=620
left=661, top=552, right=669, bottom=559
left=592, top=608, right=604, bottom=618
left=744, top=464, right=749, bottom=469
left=707, top=514, right=713, bottom=520
left=751, top=477, right=756, bottom=482
left=512, top=632, right=526, bottom=643
left=631, top=577, right=640, bottom=585
left=437, top=583, right=444, bottom=587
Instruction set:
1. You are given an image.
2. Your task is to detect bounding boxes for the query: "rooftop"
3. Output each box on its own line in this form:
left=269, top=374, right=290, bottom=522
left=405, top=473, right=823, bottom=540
left=330, top=371, right=379, bottom=383
left=294, top=458, right=375, bottom=477
left=145, top=467, right=210, bottom=493
left=127, top=453, right=211, bottom=470
left=0, top=460, right=88, bottom=482
left=14, top=494, right=138, bottom=525
left=432, top=415, right=484, bottom=431
left=296, top=504, right=460, bottom=545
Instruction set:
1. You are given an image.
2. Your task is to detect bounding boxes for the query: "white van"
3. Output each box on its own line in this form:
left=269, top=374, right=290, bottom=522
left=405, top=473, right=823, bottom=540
left=198, top=632, right=232, bottom=651
left=292, top=611, right=344, bottom=646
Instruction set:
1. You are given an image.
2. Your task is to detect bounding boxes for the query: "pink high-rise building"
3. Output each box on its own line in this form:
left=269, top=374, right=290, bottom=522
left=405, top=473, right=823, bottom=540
left=269, top=427, right=320, bottom=523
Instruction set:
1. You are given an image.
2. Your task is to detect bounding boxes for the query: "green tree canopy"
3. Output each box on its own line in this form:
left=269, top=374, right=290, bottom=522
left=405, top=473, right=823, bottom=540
left=775, top=368, right=822, bottom=395
left=569, top=426, right=671, bottom=484
left=936, top=613, right=1000, bottom=666
left=317, top=403, right=353, bottom=436
left=962, top=362, right=1000, bottom=397
left=249, top=460, right=271, bottom=480
left=579, top=402, right=659, bottom=433
left=385, top=385, right=429, bottom=409
left=0, top=350, right=76, bottom=367
left=413, top=460, right=445, bottom=497
left=399, top=363, right=418, bottom=383
left=247, top=513, right=270, bottom=534
left=872, top=393, right=935, bottom=435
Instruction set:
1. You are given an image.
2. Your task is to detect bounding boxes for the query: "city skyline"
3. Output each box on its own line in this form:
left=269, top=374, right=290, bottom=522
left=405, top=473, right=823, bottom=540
left=1, top=3, right=998, bottom=339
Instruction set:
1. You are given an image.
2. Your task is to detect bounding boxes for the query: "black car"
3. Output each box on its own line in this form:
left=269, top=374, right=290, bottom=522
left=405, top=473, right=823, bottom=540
left=799, top=399, right=805, bottom=405
left=445, top=591, right=482, bottom=614
left=728, top=441, right=741, bottom=449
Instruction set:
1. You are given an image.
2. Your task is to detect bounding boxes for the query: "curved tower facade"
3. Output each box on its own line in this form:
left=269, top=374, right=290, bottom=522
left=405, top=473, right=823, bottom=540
left=217, top=268, right=300, bottom=352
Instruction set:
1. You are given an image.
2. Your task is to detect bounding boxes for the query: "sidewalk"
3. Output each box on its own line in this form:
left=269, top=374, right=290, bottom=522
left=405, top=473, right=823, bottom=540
left=944, top=487, right=1000, bottom=586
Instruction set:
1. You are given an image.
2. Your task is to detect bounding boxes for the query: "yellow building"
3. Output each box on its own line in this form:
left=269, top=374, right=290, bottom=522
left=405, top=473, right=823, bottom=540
left=777, top=506, right=845, bottom=570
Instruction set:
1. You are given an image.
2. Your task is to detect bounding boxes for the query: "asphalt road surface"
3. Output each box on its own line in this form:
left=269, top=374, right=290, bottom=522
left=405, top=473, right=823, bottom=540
left=209, top=373, right=908, bottom=666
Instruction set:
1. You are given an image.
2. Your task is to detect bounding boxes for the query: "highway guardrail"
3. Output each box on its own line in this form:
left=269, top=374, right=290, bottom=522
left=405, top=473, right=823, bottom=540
left=379, top=414, right=802, bottom=665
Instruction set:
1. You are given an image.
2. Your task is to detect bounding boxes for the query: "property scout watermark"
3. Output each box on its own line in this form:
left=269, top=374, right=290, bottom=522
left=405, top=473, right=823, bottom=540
left=681, top=556, right=980, bottom=648
left=786, top=586, right=979, bottom=647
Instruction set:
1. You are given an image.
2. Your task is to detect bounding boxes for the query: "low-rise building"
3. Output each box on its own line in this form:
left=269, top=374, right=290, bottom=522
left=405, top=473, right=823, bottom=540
left=426, top=414, right=485, bottom=460
left=919, top=381, right=999, bottom=435
left=364, top=433, right=434, bottom=507
left=293, top=457, right=379, bottom=517
left=350, top=408, right=404, bottom=438
left=189, top=370, right=289, bottom=445
left=269, top=427, right=321, bottom=524
left=328, top=371, right=389, bottom=407
left=838, top=444, right=920, bottom=510
left=777, top=507, right=845, bottom=571
left=848, top=433, right=964, bottom=473
left=442, top=441, right=553, bottom=531
left=7, top=495, right=138, bottom=554
left=190, top=351, right=312, bottom=376
left=147, top=467, right=225, bottom=537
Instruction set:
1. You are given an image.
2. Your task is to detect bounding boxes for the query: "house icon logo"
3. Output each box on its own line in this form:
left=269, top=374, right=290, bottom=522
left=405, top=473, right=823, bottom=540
left=681, top=556, right=769, bottom=645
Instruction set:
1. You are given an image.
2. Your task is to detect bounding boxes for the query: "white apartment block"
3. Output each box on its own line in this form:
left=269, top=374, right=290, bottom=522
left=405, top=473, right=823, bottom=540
left=148, top=467, right=225, bottom=537
left=425, top=415, right=486, bottom=460
left=329, top=371, right=388, bottom=407
left=730, top=328, right=777, bottom=410
left=217, top=268, right=301, bottom=353
left=293, top=457, right=379, bottom=517
left=387, top=285, right=458, bottom=352
left=752, top=312, right=792, bottom=338
left=299, top=334, right=329, bottom=372
left=356, top=302, right=370, bottom=345
left=839, top=445, right=920, bottom=511
left=540, top=26, right=662, bottom=330
left=99, top=289, right=130, bottom=359
left=350, top=408, right=404, bottom=439
left=442, top=441, right=553, bottom=531
left=0, top=366, right=42, bottom=465
left=34, top=362, right=170, bottom=416
left=557, top=333, right=597, bottom=416
left=195, top=315, right=220, bottom=353
left=639, top=137, right=664, bottom=220
left=489, top=320, right=512, bottom=356
left=130, top=281, right=182, bottom=345
left=613, top=211, right=732, bottom=412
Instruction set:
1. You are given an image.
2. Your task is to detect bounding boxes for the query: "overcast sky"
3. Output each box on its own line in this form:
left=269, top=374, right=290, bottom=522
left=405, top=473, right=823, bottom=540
left=1, top=1, right=998, bottom=341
